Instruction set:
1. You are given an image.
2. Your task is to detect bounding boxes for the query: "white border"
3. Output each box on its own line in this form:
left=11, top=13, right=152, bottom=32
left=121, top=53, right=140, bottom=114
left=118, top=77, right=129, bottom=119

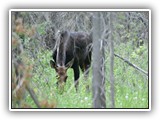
left=10, top=9, right=150, bottom=12
left=9, top=9, right=12, bottom=111
left=9, top=9, right=151, bottom=111
left=149, top=9, right=151, bottom=111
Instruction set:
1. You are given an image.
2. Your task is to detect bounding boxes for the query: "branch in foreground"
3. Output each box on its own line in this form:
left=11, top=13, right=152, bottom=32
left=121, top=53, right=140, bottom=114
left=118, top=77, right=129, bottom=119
left=26, top=85, right=41, bottom=108
left=114, top=53, right=148, bottom=76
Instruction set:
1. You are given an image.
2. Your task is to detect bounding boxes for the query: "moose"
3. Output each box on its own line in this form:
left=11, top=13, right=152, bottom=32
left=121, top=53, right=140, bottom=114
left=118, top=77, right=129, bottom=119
left=50, top=30, right=92, bottom=93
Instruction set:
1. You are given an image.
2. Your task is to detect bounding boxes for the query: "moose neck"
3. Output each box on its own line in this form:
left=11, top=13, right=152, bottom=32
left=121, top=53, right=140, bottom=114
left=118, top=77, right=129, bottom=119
left=56, top=33, right=70, bottom=66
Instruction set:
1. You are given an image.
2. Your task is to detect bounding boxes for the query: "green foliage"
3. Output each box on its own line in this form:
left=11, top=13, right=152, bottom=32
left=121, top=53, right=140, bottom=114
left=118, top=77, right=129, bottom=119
left=112, top=41, right=148, bottom=108
left=14, top=12, right=148, bottom=108
left=36, top=22, right=48, bottom=35
left=24, top=40, right=148, bottom=108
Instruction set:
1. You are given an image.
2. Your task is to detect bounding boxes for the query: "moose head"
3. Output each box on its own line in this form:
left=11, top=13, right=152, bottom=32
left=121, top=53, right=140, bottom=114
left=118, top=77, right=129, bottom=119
left=50, top=59, right=74, bottom=92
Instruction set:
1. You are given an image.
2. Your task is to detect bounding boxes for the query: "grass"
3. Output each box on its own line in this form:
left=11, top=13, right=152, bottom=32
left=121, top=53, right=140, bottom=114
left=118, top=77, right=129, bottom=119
left=24, top=42, right=149, bottom=109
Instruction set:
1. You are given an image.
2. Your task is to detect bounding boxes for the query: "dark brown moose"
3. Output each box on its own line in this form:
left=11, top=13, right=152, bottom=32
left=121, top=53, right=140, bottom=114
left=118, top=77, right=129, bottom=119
left=50, top=31, right=92, bottom=93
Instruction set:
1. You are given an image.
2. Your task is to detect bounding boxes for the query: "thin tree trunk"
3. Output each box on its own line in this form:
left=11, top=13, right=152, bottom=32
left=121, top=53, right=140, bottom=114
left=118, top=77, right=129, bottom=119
left=92, top=12, right=106, bottom=108
left=109, top=12, right=115, bottom=108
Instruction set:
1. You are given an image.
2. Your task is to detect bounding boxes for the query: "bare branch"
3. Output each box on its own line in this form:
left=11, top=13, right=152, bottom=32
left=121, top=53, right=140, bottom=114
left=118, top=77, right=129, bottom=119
left=26, top=85, right=41, bottom=108
left=114, top=53, right=148, bottom=76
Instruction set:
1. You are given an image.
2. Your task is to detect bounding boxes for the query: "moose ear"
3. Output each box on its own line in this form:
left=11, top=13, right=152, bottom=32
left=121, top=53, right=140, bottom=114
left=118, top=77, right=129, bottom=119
left=66, top=59, right=74, bottom=69
left=50, top=60, right=56, bottom=69
left=61, top=31, right=69, bottom=40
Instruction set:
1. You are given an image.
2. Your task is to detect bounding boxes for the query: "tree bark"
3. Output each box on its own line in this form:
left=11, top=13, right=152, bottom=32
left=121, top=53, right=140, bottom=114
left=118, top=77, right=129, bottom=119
left=92, top=12, right=106, bottom=108
left=109, top=12, right=115, bottom=108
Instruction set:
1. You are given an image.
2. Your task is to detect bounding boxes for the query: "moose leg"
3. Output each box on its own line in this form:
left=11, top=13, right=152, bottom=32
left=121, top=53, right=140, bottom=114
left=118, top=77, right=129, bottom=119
left=73, top=65, right=80, bottom=92
left=84, top=64, right=90, bottom=92
left=83, top=54, right=91, bottom=92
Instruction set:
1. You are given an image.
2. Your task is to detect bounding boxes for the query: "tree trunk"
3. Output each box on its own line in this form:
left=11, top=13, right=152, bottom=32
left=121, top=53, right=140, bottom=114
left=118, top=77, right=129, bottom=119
left=92, top=12, right=106, bottom=108
left=109, top=12, right=115, bottom=108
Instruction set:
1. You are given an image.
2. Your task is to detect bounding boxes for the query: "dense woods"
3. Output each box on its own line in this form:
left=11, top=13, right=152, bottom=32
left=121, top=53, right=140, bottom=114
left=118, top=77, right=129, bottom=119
left=11, top=10, right=149, bottom=109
